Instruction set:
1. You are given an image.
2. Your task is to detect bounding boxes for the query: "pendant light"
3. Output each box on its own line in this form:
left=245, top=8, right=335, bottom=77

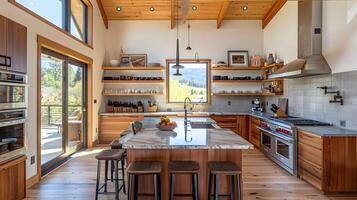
left=186, top=20, right=192, bottom=50
left=172, top=0, right=184, bottom=76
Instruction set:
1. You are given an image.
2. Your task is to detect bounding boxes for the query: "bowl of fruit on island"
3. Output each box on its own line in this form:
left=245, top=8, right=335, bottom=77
left=156, top=116, right=177, bottom=131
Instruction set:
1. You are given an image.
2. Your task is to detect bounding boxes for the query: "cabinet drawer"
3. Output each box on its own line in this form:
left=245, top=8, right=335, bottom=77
left=299, top=142, right=322, bottom=167
left=217, top=122, right=237, bottom=128
left=299, top=130, right=322, bottom=150
left=250, top=136, right=260, bottom=148
left=299, top=157, right=322, bottom=179
left=211, top=115, right=237, bottom=122
left=299, top=168, right=322, bottom=190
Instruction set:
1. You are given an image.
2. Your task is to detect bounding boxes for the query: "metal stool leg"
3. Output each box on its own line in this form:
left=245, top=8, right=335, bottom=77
left=121, top=156, right=126, bottom=194
left=236, top=174, right=241, bottom=200
left=214, top=175, right=219, bottom=200
left=128, top=174, right=133, bottom=200
left=208, top=172, right=212, bottom=200
left=115, top=161, right=119, bottom=200
left=134, top=175, right=139, bottom=200
left=157, top=174, right=162, bottom=200
left=95, top=160, right=101, bottom=200
left=193, top=173, right=199, bottom=200
left=104, top=160, right=108, bottom=192
left=154, top=174, right=158, bottom=200
left=111, top=160, right=114, bottom=182
left=230, top=175, right=234, bottom=200
left=169, top=174, right=175, bottom=200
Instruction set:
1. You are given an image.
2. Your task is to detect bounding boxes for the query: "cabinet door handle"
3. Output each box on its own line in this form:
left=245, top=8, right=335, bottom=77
left=6, top=57, right=11, bottom=67
left=0, top=55, right=6, bottom=66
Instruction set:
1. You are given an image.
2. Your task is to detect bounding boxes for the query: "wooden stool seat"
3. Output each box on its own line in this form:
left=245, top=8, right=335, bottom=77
left=127, top=161, right=162, bottom=174
left=208, top=161, right=241, bottom=175
left=168, top=161, right=200, bottom=173
left=110, top=139, right=122, bottom=149
left=95, top=149, right=125, bottom=161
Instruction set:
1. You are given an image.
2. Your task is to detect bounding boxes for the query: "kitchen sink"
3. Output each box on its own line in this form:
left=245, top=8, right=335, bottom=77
left=190, top=122, right=217, bottom=129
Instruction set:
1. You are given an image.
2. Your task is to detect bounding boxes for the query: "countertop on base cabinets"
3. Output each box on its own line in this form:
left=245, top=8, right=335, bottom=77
left=121, top=117, right=254, bottom=150
left=100, top=111, right=357, bottom=137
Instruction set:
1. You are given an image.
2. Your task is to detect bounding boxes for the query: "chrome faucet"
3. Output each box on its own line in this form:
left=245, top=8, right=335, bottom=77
left=184, top=97, right=193, bottom=125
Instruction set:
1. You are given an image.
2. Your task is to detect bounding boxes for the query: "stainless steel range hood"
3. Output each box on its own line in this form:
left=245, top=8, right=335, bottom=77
left=269, top=0, right=331, bottom=79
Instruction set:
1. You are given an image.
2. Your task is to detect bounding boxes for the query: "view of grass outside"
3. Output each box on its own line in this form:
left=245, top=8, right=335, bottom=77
left=168, top=62, right=209, bottom=103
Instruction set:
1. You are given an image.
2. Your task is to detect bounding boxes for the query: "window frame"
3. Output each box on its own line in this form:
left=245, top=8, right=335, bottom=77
left=9, top=0, right=93, bottom=48
left=166, top=59, right=212, bottom=104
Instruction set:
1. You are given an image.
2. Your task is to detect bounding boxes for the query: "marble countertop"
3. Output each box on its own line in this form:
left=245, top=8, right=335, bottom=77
left=122, top=117, right=254, bottom=150
left=101, top=111, right=357, bottom=137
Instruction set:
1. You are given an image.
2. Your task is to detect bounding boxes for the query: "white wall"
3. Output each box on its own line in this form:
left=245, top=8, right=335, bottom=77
left=105, top=20, right=264, bottom=65
left=323, top=0, right=357, bottom=73
left=263, top=0, right=357, bottom=73
left=0, top=0, right=105, bottom=179
left=263, top=1, right=298, bottom=63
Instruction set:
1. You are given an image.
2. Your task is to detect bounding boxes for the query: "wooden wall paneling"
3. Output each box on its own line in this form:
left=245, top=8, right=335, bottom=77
left=328, top=137, right=346, bottom=192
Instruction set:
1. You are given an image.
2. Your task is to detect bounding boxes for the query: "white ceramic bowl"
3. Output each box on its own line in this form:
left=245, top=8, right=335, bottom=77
left=109, top=60, right=120, bottom=66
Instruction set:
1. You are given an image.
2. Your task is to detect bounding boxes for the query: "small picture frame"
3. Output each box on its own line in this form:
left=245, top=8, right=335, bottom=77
left=120, top=54, right=147, bottom=67
left=228, top=50, right=249, bottom=67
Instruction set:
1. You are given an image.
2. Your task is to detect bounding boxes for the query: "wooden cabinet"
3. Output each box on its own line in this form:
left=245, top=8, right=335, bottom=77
left=0, top=15, right=27, bottom=74
left=249, top=116, right=261, bottom=148
left=0, top=156, right=26, bottom=200
left=298, top=130, right=357, bottom=193
left=210, top=115, right=249, bottom=139
left=99, top=115, right=144, bottom=144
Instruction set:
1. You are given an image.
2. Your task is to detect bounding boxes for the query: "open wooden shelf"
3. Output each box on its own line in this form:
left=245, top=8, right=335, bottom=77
left=212, top=66, right=262, bottom=71
left=261, top=63, right=284, bottom=70
left=103, top=92, right=164, bottom=96
left=261, top=78, right=284, bottom=82
left=102, top=66, right=165, bottom=71
left=213, top=92, right=283, bottom=96
left=102, top=80, right=165, bottom=84
left=213, top=80, right=262, bottom=83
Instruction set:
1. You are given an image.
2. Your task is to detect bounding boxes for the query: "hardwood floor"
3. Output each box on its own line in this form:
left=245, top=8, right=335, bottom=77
left=26, top=148, right=357, bottom=200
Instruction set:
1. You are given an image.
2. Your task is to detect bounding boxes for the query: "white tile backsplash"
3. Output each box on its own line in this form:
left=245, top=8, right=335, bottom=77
left=265, top=70, right=357, bottom=130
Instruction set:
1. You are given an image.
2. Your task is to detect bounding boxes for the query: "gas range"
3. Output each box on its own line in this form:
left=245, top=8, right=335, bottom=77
left=268, top=116, right=332, bottom=127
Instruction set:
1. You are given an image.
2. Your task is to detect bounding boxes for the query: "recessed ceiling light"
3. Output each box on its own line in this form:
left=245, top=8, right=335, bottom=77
left=192, top=5, right=198, bottom=11
left=116, top=6, right=122, bottom=11
left=149, top=6, right=155, bottom=12
left=242, top=5, right=248, bottom=11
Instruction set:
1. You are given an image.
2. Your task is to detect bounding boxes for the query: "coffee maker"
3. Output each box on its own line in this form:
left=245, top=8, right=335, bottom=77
left=251, top=98, right=264, bottom=112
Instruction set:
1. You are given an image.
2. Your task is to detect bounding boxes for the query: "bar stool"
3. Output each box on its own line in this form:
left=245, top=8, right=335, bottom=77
left=207, top=161, right=242, bottom=200
left=127, top=161, right=162, bottom=200
left=95, top=149, right=126, bottom=200
left=168, top=161, right=200, bottom=200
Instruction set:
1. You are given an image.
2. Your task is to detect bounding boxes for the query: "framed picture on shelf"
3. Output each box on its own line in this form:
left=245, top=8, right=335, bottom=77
left=120, top=54, right=147, bottom=67
left=228, top=50, right=249, bottom=67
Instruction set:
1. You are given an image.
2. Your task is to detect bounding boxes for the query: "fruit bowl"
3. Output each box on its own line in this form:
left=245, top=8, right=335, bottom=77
left=156, top=123, right=177, bottom=131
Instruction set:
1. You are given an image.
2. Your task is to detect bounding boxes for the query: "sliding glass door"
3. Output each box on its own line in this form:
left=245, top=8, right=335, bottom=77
left=40, top=48, right=87, bottom=175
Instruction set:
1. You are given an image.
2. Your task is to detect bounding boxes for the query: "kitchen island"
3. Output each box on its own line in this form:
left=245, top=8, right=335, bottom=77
left=122, top=117, right=253, bottom=200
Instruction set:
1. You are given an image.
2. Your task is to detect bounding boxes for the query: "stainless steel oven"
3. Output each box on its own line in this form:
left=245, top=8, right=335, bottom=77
left=0, top=70, right=28, bottom=110
left=0, top=109, right=27, bottom=164
left=258, top=121, right=297, bottom=175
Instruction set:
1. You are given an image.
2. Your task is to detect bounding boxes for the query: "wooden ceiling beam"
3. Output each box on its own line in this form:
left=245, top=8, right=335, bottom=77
left=96, top=0, right=109, bottom=29
left=217, top=0, right=230, bottom=29
left=262, top=0, right=287, bottom=29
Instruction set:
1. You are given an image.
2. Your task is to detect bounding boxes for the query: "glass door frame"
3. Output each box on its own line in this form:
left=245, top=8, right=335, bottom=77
left=40, top=48, right=88, bottom=175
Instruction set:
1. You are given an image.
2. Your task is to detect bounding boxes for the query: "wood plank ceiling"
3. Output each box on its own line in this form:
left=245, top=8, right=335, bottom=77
left=97, top=0, right=286, bottom=29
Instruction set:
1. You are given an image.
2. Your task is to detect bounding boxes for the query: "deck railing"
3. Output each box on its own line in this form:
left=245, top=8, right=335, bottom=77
left=41, top=105, right=82, bottom=126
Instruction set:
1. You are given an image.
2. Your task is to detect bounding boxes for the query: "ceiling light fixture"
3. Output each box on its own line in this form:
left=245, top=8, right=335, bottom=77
left=172, top=0, right=184, bottom=76
left=149, top=6, right=155, bottom=12
left=192, top=5, right=198, bottom=11
left=116, top=6, right=122, bottom=11
left=242, top=5, right=248, bottom=11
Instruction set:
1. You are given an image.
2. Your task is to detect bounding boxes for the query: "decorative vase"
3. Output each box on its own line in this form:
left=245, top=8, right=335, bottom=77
left=267, top=53, right=275, bottom=65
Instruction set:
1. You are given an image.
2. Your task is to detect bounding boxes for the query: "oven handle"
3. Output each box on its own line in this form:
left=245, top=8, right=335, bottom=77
left=0, top=82, right=29, bottom=87
left=0, top=119, right=26, bottom=128
left=257, top=126, right=294, bottom=143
